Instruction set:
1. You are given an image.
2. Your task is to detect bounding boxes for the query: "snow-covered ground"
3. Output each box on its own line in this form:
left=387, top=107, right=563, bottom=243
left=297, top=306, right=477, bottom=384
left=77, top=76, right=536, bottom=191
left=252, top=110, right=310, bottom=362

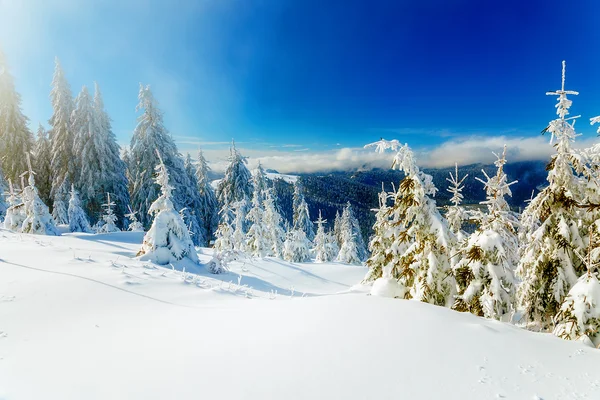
left=1, top=229, right=600, bottom=400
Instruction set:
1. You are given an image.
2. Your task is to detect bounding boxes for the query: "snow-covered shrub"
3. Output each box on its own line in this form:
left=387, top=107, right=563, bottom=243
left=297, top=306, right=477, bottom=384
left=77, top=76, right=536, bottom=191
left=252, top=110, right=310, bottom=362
left=137, top=154, right=198, bottom=264
left=125, top=207, right=144, bottom=232
left=68, top=185, right=91, bottom=233
left=21, top=156, right=58, bottom=235
left=283, top=229, right=311, bottom=262
left=553, top=272, right=600, bottom=347
left=3, top=179, right=24, bottom=231
left=97, top=193, right=120, bottom=233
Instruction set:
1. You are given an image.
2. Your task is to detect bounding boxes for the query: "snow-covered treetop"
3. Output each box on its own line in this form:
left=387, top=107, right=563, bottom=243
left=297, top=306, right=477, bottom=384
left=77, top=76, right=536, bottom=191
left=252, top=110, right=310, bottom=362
left=546, top=60, right=579, bottom=120
left=475, top=145, right=517, bottom=216
left=447, top=163, right=468, bottom=207
left=365, top=139, right=436, bottom=196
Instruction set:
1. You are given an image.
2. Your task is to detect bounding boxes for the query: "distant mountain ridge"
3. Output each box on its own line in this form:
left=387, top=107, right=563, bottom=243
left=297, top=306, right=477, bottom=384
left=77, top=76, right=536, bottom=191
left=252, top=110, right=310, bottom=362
left=210, top=160, right=550, bottom=243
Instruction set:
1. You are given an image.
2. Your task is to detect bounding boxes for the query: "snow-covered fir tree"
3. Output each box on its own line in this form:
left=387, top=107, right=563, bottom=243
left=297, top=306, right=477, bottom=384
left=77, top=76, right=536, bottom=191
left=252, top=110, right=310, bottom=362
left=21, top=155, right=58, bottom=236
left=453, top=146, right=518, bottom=320
left=129, top=84, right=201, bottom=237
left=263, top=188, right=286, bottom=257
left=51, top=180, right=69, bottom=225
left=246, top=183, right=269, bottom=258
left=3, top=179, right=24, bottom=231
left=446, top=163, right=469, bottom=238
left=97, top=193, right=120, bottom=233
left=292, top=181, right=315, bottom=241
left=214, top=204, right=236, bottom=255
left=216, top=140, right=252, bottom=212
left=517, top=61, right=587, bottom=330
left=283, top=229, right=311, bottom=262
left=49, top=57, right=75, bottom=202
left=553, top=223, right=600, bottom=347
left=364, top=186, right=392, bottom=281
left=325, top=230, right=340, bottom=262
left=33, top=124, right=52, bottom=206
left=336, top=202, right=367, bottom=265
left=0, top=50, right=34, bottom=184
left=125, top=206, right=144, bottom=232
left=74, top=82, right=129, bottom=226
left=333, top=210, right=342, bottom=249
left=181, top=153, right=204, bottom=246
left=195, top=149, right=218, bottom=246
left=137, top=153, right=198, bottom=264
left=365, top=139, right=454, bottom=306
left=231, top=199, right=248, bottom=252
left=68, top=185, right=91, bottom=233
left=313, top=210, right=333, bottom=263
left=252, top=162, right=268, bottom=204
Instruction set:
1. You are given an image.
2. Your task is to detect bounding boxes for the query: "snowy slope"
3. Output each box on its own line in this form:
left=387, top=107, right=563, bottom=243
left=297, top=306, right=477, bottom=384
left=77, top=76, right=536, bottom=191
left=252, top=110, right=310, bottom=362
left=1, top=229, right=600, bottom=400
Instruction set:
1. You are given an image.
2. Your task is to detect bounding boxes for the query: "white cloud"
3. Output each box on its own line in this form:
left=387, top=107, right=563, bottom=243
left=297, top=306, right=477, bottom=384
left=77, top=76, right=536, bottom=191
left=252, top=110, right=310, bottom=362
left=178, top=134, right=600, bottom=174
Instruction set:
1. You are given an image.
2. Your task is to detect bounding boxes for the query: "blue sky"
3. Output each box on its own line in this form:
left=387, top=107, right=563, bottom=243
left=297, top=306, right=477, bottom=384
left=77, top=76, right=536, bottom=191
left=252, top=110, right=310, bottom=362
left=1, top=0, right=600, bottom=172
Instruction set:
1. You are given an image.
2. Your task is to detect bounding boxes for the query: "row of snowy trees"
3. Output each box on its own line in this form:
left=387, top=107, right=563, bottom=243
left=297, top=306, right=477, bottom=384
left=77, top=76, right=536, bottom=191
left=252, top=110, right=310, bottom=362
left=212, top=150, right=367, bottom=265
left=363, top=61, right=600, bottom=347
left=0, top=52, right=219, bottom=244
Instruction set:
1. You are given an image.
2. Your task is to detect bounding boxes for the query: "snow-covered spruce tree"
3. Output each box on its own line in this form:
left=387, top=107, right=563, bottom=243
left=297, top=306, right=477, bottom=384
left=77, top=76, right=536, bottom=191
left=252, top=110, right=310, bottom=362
left=33, top=124, right=52, bottom=206
left=195, top=149, right=218, bottom=246
left=333, top=210, right=342, bottom=248
left=553, top=223, right=600, bottom=347
left=0, top=50, right=35, bottom=183
left=363, top=186, right=392, bottom=282
left=97, top=193, right=120, bottom=233
left=211, top=204, right=237, bottom=273
left=125, top=206, right=144, bottom=232
left=517, top=61, right=587, bottom=330
left=263, top=188, right=286, bottom=258
left=49, top=57, right=75, bottom=202
left=252, top=162, right=268, bottom=204
left=245, top=182, right=269, bottom=258
left=51, top=179, right=69, bottom=225
left=292, top=181, right=315, bottom=241
left=313, top=210, right=332, bottom=263
left=446, top=163, right=469, bottom=239
left=3, top=179, right=24, bottom=231
left=216, top=140, right=252, bottom=213
left=137, top=153, right=198, bottom=264
left=182, top=153, right=204, bottom=246
left=129, top=84, right=200, bottom=237
left=68, top=185, right=91, bottom=233
left=75, top=82, right=130, bottom=226
left=283, top=229, right=311, bottom=262
left=452, top=146, right=518, bottom=321
left=21, top=155, right=58, bottom=236
left=231, top=199, right=248, bottom=252
left=336, top=202, right=368, bottom=265
left=214, top=204, right=236, bottom=254
left=325, top=230, right=340, bottom=262
left=365, top=139, right=455, bottom=306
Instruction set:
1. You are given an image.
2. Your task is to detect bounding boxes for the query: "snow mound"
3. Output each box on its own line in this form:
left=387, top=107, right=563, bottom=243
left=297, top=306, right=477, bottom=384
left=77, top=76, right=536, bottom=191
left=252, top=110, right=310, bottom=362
left=1, top=230, right=600, bottom=400
left=370, top=277, right=405, bottom=298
